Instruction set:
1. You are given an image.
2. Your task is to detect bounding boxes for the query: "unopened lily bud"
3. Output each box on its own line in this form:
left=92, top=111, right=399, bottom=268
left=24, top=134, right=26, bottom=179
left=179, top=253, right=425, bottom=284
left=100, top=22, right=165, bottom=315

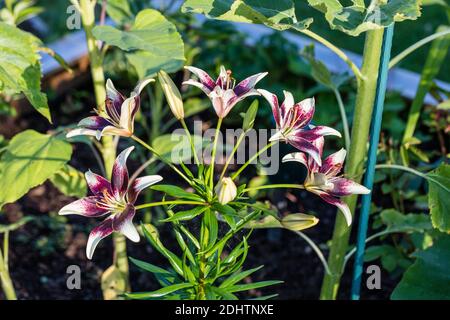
left=281, top=213, right=319, bottom=231
left=158, top=70, right=184, bottom=119
left=215, top=177, right=237, bottom=205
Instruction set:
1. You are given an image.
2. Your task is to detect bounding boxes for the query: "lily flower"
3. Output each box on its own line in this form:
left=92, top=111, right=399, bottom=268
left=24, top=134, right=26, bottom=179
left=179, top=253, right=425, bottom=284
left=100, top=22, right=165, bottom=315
left=183, top=65, right=267, bottom=119
left=258, top=89, right=341, bottom=165
left=58, top=146, right=163, bottom=259
left=282, top=138, right=370, bottom=226
left=67, top=78, right=154, bottom=140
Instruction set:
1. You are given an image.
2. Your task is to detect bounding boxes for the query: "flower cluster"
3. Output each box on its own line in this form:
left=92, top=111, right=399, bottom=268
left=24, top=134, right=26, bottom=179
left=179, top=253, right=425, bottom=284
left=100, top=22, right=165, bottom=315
left=61, top=65, right=370, bottom=259
left=183, top=66, right=369, bottom=225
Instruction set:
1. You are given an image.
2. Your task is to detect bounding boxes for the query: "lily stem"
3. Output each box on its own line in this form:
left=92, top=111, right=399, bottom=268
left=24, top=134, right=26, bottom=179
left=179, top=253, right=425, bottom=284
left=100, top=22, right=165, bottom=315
left=376, top=164, right=449, bottom=192
left=293, top=231, right=331, bottom=276
left=243, top=184, right=305, bottom=193
left=131, top=135, right=192, bottom=185
left=135, top=200, right=208, bottom=210
left=333, top=89, right=351, bottom=151
left=209, top=117, right=223, bottom=188
left=180, top=118, right=200, bottom=166
left=299, top=29, right=363, bottom=82
left=78, top=0, right=127, bottom=298
left=320, top=29, right=385, bottom=300
left=231, top=141, right=276, bottom=180
left=219, top=131, right=246, bottom=181
left=0, top=232, right=17, bottom=300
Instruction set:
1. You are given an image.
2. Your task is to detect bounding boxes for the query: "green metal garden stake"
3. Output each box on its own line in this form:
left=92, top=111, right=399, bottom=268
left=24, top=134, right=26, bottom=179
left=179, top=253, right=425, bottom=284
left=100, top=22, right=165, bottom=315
left=350, top=24, right=395, bottom=300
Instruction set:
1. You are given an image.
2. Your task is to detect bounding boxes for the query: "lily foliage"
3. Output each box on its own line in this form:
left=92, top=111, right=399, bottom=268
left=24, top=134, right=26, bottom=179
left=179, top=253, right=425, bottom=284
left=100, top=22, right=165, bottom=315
left=60, top=66, right=369, bottom=300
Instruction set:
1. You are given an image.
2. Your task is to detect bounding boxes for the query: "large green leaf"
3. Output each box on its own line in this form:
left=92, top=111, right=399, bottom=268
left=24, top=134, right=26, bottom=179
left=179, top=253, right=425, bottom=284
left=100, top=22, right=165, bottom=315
left=0, top=22, right=50, bottom=121
left=182, top=0, right=312, bottom=31
left=93, top=9, right=184, bottom=78
left=380, top=209, right=432, bottom=233
left=427, top=164, right=450, bottom=233
left=307, top=0, right=422, bottom=36
left=0, top=130, right=72, bottom=208
left=49, top=164, right=87, bottom=198
left=391, top=236, right=450, bottom=299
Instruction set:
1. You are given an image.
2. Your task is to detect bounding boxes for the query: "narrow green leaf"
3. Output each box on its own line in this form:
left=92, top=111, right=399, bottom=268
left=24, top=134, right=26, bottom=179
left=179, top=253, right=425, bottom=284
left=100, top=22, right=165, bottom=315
left=220, top=265, right=264, bottom=288
left=141, top=223, right=184, bottom=276
left=209, top=286, right=238, bottom=300
left=242, top=100, right=258, bottom=131
left=129, top=257, right=173, bottom=275
left=151, top=184, right=204, bottom=201
left=226, top=280, right=283, bottom=293
left=125, top=283, right=193, bottom=299
left=161, top=206, right=208, bottom=222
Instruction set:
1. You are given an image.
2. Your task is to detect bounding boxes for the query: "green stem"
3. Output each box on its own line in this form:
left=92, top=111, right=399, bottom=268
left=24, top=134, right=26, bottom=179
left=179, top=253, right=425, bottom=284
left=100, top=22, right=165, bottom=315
left=131, top=135, right=192, bottom=185
left=203, top=210, right=260, bottom=258
left=0, top=233, right=17, bottom=300
left=333, top=89, right=351, bottom=151
left=389, top=28, right=450, bottom=69
left=180, top=118, right=200, bottom=166
left=243, top=184, right=304, bottom=193
left=299, top=29, right=364, bottom=82
left=135, top=200, right=207, bottom=210
left=231, top=141, right=276, bottom=180
left=320, top=29, right=385, bottom=300
left=209, top=118, right=223, bottom=188
left=78, top=0, right=126, bottom=297
left=219, top=131, right=246, bottom=181
left=293, top=231, right=331, bottom=276
left=343, top=230, right=392, bottom=271
left=376, top=164, right=449, bottom=192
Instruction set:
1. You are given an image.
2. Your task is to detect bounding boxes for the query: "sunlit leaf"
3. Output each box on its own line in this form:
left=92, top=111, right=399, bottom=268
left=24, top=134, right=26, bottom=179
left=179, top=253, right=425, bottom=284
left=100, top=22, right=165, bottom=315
left=0, top=22, right=50, bottom=121
left=0, top=130, right=72, bottom=209
left=182, top=0, right=312, bottom=31
left=307, top=0, right=422, bottom=36
left=49, top=164, right=87, bottom=198
left=93, top=9, right=184, bottom=78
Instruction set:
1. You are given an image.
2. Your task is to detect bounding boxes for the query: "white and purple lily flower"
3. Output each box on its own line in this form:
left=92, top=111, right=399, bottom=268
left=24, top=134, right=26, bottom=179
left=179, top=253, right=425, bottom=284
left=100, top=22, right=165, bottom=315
left=58, top=146, right=163, bottom=259
left=183, top=65, right=267, bottom=119
left=258, top=89, right=341, bottom=165
left=67, top=78, right=154, bottom=140
left=282, top=138, right=370, bottom=226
